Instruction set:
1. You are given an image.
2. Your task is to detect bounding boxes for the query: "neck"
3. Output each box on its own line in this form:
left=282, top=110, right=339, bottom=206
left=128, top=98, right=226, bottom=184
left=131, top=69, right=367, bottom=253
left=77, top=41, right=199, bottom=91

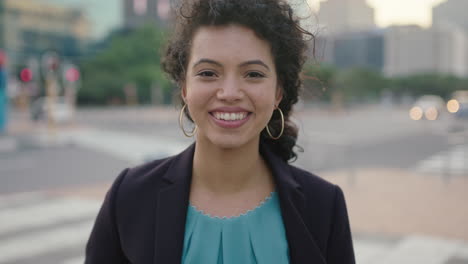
left=192, top=137, right=269, bottom=194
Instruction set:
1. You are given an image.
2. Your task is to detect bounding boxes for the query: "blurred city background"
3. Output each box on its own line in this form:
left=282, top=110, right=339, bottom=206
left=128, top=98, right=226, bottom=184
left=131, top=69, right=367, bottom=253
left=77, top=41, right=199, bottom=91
left=0, top=0, right=467, bottom=263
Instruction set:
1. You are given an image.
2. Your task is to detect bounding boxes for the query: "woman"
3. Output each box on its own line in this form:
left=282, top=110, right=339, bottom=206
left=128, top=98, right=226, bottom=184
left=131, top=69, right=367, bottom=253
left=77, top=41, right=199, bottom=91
left=85, top=0, right=355, bottom=263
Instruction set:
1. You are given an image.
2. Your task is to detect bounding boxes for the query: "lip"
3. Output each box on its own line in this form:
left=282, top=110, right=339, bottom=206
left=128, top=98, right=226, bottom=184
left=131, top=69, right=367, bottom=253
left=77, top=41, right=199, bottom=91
left=209, top=111, right=251, bottom=129
left=209, top=106, right=251, bottom=113
left=208, top=106, right=252, bottom=129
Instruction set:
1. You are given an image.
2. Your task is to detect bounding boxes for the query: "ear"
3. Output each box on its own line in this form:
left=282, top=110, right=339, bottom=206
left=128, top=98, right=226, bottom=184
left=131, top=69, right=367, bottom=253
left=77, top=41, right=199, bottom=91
left=275, top=85, right=283, bottom=107
left=180, top=81, right=188, bottom=103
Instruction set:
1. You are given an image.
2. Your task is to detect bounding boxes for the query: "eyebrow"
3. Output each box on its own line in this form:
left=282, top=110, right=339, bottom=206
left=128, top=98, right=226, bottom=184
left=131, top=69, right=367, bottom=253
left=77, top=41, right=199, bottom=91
left=192, top=59, right=271, bottom=71
left=193, top=59, right=222, bottom=68
left=239, top=60, right=270, bottom=71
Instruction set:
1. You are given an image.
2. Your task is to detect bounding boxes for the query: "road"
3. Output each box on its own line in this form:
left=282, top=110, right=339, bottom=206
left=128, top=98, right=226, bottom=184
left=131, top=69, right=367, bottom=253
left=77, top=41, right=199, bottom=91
left=74, top=105, right=466, bottom=174
left=0, top=105, right=467, bottom=264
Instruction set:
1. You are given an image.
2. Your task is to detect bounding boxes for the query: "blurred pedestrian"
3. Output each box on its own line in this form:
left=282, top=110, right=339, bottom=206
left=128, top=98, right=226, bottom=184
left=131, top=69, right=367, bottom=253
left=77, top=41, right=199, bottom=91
left=0, top=51, right=7, bottom=134
left=86, top=0, right=355, bottom=263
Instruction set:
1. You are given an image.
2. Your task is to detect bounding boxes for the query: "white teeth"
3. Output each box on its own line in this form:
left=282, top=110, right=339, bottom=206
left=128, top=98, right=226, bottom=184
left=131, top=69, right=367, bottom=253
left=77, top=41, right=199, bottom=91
left=213, top=112, right=248, bottom=121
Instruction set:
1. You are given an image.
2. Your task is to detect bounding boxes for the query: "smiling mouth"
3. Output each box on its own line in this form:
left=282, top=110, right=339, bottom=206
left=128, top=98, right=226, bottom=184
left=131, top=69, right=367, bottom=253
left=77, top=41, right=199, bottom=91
left=210, top=112, right=251, bottom=121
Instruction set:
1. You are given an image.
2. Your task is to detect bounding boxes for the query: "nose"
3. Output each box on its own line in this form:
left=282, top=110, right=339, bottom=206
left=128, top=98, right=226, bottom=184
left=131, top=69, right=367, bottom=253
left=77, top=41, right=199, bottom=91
left=217, top=76, right=244, bottom=102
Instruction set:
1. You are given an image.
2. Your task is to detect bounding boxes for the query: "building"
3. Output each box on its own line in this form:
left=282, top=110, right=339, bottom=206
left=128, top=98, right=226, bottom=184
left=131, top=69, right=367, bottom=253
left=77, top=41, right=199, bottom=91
left=315, top=0, right=377, bottom=68
left=123, top=0, right=171, bottom=30
left=312, top=30, right=384, bottom=72
left=39, top=0, right=121, bottom=40
left=433, top=0, right=468, bottom=33
left=431, top=0, right=468, bottom=78
left=384, top=25, right=468, bottom=77
left=317, top=0, right=376, bottom=34
left=333, top=30, right=383, bottom=71
left=0, top=0, right=91, bottom=67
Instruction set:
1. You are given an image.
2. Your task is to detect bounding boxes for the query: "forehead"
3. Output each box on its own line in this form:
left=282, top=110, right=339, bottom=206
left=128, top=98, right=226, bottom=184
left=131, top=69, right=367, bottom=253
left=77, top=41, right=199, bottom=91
left=189, top=25, right=274, bottom=66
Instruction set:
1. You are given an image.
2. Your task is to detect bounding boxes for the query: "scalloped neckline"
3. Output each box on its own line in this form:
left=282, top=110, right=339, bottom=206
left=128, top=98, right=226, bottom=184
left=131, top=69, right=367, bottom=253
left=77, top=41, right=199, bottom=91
left=189, top=191, right=276, bottom=220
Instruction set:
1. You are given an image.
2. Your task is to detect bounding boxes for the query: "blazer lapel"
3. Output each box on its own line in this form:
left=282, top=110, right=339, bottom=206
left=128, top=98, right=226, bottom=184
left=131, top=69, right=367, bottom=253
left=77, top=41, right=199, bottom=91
left=154, top=144, right=195, bottom=264
left=260, top=144, right=326, bottom=264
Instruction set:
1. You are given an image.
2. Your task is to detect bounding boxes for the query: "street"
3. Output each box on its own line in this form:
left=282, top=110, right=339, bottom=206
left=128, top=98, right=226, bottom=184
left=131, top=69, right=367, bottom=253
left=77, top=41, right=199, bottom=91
left=0, top=105, right=467, bottom=263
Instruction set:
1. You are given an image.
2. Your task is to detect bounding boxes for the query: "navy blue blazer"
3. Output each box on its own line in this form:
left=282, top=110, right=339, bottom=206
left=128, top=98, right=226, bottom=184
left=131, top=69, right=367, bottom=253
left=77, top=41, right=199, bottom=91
left=85, top=143, right=355, bottom=264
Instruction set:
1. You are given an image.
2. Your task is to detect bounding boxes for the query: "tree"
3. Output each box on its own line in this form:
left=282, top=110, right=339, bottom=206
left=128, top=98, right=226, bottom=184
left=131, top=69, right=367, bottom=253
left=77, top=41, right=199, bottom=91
left=389, top=73, right=464, bottom=100
left=302, top=63, right=337, bottom=102
left=302, top=64, right=388, bottom=105
left=334, top=68, right=388, bottom=103
left=78, top=25, right=173, bottom=105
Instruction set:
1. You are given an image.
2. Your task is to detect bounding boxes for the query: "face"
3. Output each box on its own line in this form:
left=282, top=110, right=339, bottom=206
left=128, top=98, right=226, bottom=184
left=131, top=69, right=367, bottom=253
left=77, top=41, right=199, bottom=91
left=182, top=24, right=282, bottom=150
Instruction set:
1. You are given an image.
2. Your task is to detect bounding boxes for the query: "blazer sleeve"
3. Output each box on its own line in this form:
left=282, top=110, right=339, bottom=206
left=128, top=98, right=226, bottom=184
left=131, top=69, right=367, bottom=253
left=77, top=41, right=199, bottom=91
left=85, top=168, right=129, bottom=264
left=326, top=185, right=356, bottom=264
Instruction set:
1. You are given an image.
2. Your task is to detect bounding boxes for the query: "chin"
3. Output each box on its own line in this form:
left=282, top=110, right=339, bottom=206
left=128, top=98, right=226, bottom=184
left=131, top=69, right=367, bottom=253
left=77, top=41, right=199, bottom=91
left=199, top=133, right=257, bottom=151
left=211, top=138, right=246, bottom=150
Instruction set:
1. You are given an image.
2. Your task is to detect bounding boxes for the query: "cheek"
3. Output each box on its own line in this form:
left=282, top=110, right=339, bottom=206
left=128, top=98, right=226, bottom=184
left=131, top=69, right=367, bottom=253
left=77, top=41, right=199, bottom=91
left=185, top=85, right=213, bottom=112
left=251, top=87, right=277, bottom=107
left=185, top=94, right=203, bottom=113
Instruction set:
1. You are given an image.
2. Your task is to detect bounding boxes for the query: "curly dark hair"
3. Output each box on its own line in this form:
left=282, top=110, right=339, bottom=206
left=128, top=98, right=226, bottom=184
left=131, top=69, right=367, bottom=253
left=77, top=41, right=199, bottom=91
left=162, top=0, right=313, bottom=162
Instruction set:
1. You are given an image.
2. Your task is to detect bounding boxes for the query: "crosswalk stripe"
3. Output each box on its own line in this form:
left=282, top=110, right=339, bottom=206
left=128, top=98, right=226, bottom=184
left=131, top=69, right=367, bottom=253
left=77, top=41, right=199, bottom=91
left=354, top=239, right=393, bottom=264
left=0, top=198, right=100, bottom=235
left=455, top=243, right=468, bottom=259
left=62, top=257, right=84, bottom=264
left=0, top=220, right=94, bottom=263
left=380, top=235, right=462, bottom=264
left=414, top=144, right=468, bottom=175
left=39, top=128, right=190, bottom=164
left=0, top=192, right=44, bottom=210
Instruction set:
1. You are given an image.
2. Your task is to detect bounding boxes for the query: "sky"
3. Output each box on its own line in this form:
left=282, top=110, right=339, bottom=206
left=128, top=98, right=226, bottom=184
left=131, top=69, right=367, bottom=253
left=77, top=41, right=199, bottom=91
left=311, top=0, right=448, bottom=28
left=39, top=0, right=450, bottom=40
left=40, top=0, right=121, bottom=40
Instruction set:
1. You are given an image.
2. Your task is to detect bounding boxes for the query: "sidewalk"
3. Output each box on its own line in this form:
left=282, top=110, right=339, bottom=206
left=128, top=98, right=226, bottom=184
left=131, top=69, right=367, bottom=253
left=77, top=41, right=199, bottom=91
left=321, top=168, right=468, bottom=241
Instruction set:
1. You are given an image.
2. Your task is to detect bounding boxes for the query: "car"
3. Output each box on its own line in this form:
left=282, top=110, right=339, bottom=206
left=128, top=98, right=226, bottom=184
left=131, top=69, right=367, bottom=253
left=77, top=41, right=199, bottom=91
left=409, top=95, right=445, bottom=121
left=30, top=96, right=73, bottom=123
left=447, top=90, right=468, bottom=119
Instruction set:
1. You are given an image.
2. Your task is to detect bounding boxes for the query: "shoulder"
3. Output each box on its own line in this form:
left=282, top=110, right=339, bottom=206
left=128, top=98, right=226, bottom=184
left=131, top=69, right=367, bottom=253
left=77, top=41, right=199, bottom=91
left=111, top=155, right=177, bottom=201
left=287, top=163, right=347, bottom=224
left=108, top=143, right=195, bottom=207
left=101, top=155, right=183, bottom=230
left=288, top=164, right=339, bottom=199
left=124, top=156, right=174, bottom=183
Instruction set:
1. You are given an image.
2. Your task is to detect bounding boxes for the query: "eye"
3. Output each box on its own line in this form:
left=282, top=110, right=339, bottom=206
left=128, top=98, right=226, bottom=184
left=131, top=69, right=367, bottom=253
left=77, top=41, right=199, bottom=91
left=246, top=71, right=265, bottom=78
left=197, top=71, right=218, bottom=78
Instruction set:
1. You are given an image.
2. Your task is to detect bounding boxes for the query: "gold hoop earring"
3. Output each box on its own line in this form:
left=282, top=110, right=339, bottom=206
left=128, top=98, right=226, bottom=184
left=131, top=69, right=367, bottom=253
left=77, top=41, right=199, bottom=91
left=266, top=107, right=284, bottom=140
left=179, top=104, right=197, bottom=137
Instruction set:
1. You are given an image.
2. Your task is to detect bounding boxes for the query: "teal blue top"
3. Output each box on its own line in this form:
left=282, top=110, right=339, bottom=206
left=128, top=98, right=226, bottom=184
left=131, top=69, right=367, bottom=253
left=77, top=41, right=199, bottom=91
left=182, top=192, right=290, bottom=264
